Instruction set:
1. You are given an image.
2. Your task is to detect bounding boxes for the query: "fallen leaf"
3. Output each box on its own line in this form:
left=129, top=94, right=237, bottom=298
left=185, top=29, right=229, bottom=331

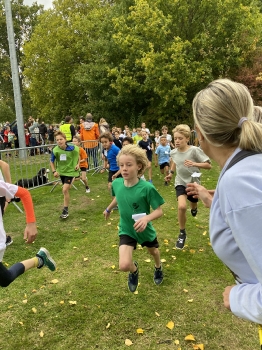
left=185, top=334, right=195, bottom=341
left=51, top=279, right=59, bottom=284
left=166, top=321, right=174, bottom=330
left=166, top=249, right=169, bottom=252
left=69, top=301, right=77, bottom=305
left=112, top=245, right=117, bottom=248
left=136, top=328, right=144, bottom=334
left=125, top=339, right=133, bottom=346
left=155, top=312, right=160, bottom=317
left=183, top=289, right=188, bottom=293
left=134, top=291, right=138, bottom=295
left=106, top=323, right=110, bottom=329
left=144, top=259, right=151, bottom=263
left=107, top=222, right=112, bottom=225
left=187, top=299, right=194, bottom=303
left=164, top=239, right=169, bottom=243
left=32, top=307, right=37, bottom=313
left=39, top=330, right=44, bottom=338
left=111, top=265, right=115, bottom=269
left=174, top=339, right=180, bottom=345
left=19, top=322, right=24, bottom=325
left=22, top=299, right=28, bottom=304
left=32, top=289, right=37, bottom=293
left=194, top=345, right=204, bottom=350
left=190, top=249, right=196, bottom=254
left=60, top=301, right=64, bottom=305
left=83, top=258, right=88, bottom=261
left=160, top=259, right=166, bottom=263
left=202, top=231, right=207, bottom=235
left=199, top=249, right=204, bottom=252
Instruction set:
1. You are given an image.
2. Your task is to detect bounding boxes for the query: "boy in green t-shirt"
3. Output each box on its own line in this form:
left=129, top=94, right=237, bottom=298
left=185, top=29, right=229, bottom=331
left=103, top=144, right=165, bottom=292
left=50, top=131, right=80, bottom=219
left=132, top=127, right=143, bottom=145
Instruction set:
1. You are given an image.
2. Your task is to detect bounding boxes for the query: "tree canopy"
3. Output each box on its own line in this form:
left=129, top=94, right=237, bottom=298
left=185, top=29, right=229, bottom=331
left=20, top=0, right=262, bottom=127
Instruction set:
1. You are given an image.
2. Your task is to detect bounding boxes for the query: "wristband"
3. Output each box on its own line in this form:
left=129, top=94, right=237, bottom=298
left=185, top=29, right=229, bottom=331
left=106, top=208, right=111, bottom=213
left=170, top=170, right=174, bottom=174
left=53, top=170, right=56, bottom=174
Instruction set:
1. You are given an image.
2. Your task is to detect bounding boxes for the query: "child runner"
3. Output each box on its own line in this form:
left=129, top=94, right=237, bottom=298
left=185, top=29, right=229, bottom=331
left=99, top=132, right=121, bottom=205
left=153, top=130, right=160, bottom=167
left=0, top=180, right=56, bottom=287
left=50, top=131, right=80, bottom=219
left=161, top=126, right=174, bottom=148
left=165, top=124, right=211, bottom=249
left=132, top=128, right=143, bottom=144
left=72, top=135, right=90, bottom=193
left=155, top=135, right=171, bottom=186
left=103, top=144, right=165, bottom=292
left=138, top=130, right=153, bottom=183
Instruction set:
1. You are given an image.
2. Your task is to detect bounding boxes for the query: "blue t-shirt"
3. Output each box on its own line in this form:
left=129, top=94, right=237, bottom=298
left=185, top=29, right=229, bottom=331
left=155, top=144, right=171, bottom=165
left=105, top=144, right=120, bottom=171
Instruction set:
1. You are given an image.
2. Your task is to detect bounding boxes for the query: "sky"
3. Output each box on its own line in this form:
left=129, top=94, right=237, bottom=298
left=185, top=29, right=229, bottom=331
left=23, top=0, right=53, bottom=9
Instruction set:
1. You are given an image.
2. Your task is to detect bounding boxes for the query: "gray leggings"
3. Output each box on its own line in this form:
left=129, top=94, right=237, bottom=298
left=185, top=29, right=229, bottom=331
left=0, top=262, right=25, bottom=287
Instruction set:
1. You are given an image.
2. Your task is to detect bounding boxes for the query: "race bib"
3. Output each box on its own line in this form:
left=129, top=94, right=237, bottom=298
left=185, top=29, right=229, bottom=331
left=60, top=154, right=67, bottom=161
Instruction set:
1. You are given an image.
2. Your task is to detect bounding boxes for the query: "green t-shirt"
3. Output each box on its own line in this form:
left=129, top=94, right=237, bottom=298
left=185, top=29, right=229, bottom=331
left=112, top=178, right=165, bottom=244
left=52, top=144, right=79, bottom=177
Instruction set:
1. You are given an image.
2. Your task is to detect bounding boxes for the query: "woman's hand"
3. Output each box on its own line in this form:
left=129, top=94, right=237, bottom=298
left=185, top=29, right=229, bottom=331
left=186, top=183, right=214, bottom=208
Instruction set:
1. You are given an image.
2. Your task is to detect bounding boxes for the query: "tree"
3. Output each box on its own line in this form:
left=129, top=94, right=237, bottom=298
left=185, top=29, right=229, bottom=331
left=0, top=0, right=43, bottom=123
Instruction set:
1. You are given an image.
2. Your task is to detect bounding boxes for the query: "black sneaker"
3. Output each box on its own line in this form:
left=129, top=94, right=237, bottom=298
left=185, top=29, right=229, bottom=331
left=164, top=181, right=168, bottom=186
left=60, top=209, right=68, bottom=219
left=5, top=235, right=13, bottom=246
left=127, top=261, right=139, bottom=292
left=191, top=208, right=198, bottom=217
left=176, top=232, right=186, bottom=249
left=154, top=266, right=163, bottom=285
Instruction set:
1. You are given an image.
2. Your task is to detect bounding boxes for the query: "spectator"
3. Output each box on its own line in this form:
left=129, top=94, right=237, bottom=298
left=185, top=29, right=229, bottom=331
left=80, top=113, right=100, bottom=169
left=59, top=116, right=75, bottom=142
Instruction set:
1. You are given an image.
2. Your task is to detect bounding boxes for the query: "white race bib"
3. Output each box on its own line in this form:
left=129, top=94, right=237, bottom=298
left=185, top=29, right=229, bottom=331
left=60, top=154, right=67, bottom=161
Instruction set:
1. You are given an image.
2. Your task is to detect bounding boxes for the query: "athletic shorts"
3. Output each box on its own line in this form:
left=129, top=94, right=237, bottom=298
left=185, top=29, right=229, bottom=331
left=108, top=170, right=122, bottom=183
left=119, top=234, right=159, bottom=250
left=175, top=185, right=198, bottom=203
left=160, top=162, right=169, bottom=169
left=60, top=176, right=74, bottom=185
left=80, top=167, right=87, bottom=172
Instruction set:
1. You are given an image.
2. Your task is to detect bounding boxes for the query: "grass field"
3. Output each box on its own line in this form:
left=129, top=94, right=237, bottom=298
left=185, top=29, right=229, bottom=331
left=0, top=159, right=258, bottom=350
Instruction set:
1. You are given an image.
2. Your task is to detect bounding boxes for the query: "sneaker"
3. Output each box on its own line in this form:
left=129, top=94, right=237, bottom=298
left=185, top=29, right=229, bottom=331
left=85, top=187, right=90, bottom=193
left=128, top=261, right=139, bottom=292
left=60, top=209, right=68, bottom=219
left=191, top=208, right=198, bottom=217
left=36, top=247, right=56, bottom=271
left=154, top=266, right=163, bottom=285
left=164, top=181, right=168, bottom=186
left=5, top=235, right=13, bottom=246
left=112, top=206, right=118, bottom=210
left=176, top=232, right=186, bottom=249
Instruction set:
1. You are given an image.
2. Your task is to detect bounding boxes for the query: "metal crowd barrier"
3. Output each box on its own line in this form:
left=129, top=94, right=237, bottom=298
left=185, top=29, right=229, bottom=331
left=0, top=140, right=104, bottom=191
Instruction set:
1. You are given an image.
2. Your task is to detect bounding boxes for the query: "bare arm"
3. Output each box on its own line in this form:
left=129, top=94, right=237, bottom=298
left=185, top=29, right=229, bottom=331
left=184, top=160, right=211, bottom=170
left=186, top=183, right=214, bottom=208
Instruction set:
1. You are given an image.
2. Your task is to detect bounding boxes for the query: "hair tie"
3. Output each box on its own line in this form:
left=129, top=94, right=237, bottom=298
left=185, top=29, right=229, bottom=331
left=238, top=117, right=248, bottom=128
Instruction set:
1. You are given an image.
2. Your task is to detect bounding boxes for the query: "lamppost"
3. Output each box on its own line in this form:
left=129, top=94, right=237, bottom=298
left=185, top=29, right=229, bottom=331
left=4, top=0, right=26, bottom=157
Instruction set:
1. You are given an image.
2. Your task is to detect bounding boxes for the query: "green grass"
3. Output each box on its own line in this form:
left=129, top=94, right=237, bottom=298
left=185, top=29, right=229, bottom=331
left=0, top=161, right=259, bottom=350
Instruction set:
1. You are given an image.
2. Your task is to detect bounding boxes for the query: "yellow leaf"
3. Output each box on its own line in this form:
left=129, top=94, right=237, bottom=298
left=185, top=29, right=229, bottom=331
left=144, top=259, right=151, bottom=263
left=32, top=307, right=37, bottom=313
left=164, top=239, right=169, bottom=243
left=202, top=231, right=207, bottom=235
left=125, top=339, right=133, bottom=346
left=32, top=289, right=37, bottom=293
left=188, top=299, right=194, bottom=303
left=174, top=339, right=180, bottom=345
left=160, top=259, right=166, bottom=263
left=8, top=305, right=13, bottom=308
left=111, top=265, right=115, bottom=269
left=155, top=312, right=160, bottom=317
left=136, top=328, right=144, bottom=334
left=190, top=249, right=196, bottom=254
left=134, top=291, right=138, bottom=295
left=83, top=258, right=88, bottom=261
left=97, top=195, right=100, bottom=198
left=73, top=246, right=78, bottom=249
left=19, top=322, right=24, bottom=325
left=22, top=299, right=28, bottom=304
left=107, top=222, right=112, bottom=225
left=24, top=294, right=27, bottom=298
left=112, top=244, right=117, bottom=248
left=195, top=345, right=204, bottom=350
left=185, top=334, right=195, bottom=341
left=69, top=301, right=77, bottom=305
left=166, top=249, right=169, bottom=252
left=106, top=323, right=110, bottom=329
left=60, top=301, right=64, bottom=305
left=172, top=255, right=177, bottom=260
left=166, top=321, right=174, bottom=330
left=39, top=330, right=44, bottom=338
left=199, top=249, right=204, bottom=252
left=51, top=279, right=59, bottom=284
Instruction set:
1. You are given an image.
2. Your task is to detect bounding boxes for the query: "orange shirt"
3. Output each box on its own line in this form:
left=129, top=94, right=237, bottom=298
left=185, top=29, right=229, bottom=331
left=80, top=123, right=100, bottom=148
left=79, top=147, right=88, bottom=168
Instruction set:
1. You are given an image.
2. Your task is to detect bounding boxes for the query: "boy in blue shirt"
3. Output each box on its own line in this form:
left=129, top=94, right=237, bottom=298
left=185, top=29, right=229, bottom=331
left=155, top=135, right=171, bottom=186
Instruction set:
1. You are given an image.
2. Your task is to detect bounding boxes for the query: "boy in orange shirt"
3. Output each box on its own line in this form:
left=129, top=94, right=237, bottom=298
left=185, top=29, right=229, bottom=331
left=72, top=136, right=90, bottom=193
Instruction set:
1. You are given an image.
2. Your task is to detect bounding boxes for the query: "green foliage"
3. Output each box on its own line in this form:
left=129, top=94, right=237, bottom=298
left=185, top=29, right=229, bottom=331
left=23, top=0, right=262, bottom=129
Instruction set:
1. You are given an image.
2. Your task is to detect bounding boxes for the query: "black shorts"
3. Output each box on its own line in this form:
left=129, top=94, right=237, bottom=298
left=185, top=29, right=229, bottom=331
left=175, top=185, right=198, bottom=203
left=119, top=234, right=159, bottom=250
left=60, top=176, right=74, bottom=185
left=108, top=170, right=122, bottom=183
left=80, top=167, right=87, bottom=172
left=160, top=162, right=169, bottom=169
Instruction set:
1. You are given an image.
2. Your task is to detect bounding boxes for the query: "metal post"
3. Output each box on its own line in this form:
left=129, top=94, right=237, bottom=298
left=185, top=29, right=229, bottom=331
left=4, top=0, right=27, bottom=158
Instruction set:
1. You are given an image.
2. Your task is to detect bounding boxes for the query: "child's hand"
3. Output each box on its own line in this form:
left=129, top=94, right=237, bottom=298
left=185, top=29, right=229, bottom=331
left=103, top=210, right=110, bottom=220
left=184, top=159, right=195, bottom=167
left=24, top=222, right=37, bottom=243
left=133, top=217, right=148, bottom=232
left=75, top=164, right=79, bottom=170
left=164, top=174, right=172, bottom=182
